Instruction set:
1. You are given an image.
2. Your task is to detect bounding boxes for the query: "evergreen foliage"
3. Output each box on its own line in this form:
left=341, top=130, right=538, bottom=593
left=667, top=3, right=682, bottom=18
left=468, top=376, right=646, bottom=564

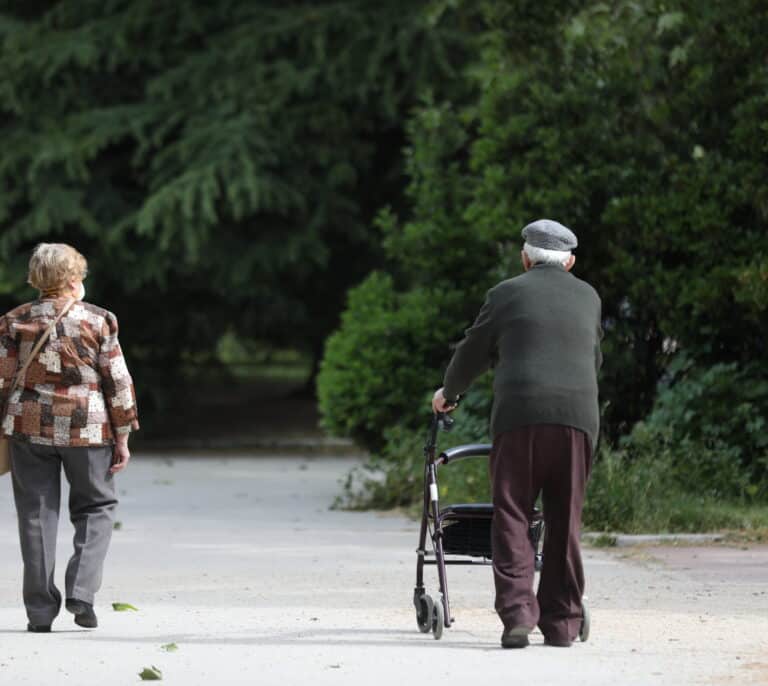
left=0, top=0, right=473, bottom=382
left=2, top=0, right=767, bottom=526
left=319, top=0, right=768, bottom=520
left=319, top=100, right=492, bottom=447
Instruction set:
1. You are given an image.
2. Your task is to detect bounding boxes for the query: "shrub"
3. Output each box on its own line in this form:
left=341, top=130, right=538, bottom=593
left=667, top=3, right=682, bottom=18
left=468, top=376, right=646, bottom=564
left=317, top=98, right=500, bottom=453
left=623, top=357, right=768, bottom=495
left=584, top=446, right=677, bottom=532
left=320, top=1, right=768, bottom=533
left=336, top=370, right=768, bottom=534
left=333, top=381, right=493, bottom=509
left=318, top=271, right=469, bottom=450
left=584, top=446, right=768, bottom=533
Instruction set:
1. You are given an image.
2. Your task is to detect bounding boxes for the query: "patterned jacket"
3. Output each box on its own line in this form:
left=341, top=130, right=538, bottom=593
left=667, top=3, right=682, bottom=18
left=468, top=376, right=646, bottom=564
left=0, top=297, right=139, bottom=447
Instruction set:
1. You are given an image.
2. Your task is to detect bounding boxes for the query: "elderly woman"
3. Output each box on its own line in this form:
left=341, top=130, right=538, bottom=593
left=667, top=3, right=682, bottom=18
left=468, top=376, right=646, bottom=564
left=0, top=243, right=139, bottom=633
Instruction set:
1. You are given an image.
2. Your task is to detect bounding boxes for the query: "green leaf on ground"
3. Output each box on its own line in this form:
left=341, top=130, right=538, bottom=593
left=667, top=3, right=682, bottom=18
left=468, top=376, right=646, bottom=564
left=138, top=666, right=163, bottom=680
left=113, top=521, right=123, bottom=530
left=112, top=602, right=139, bottom=612
left=160, top=643, right=178, bottom=652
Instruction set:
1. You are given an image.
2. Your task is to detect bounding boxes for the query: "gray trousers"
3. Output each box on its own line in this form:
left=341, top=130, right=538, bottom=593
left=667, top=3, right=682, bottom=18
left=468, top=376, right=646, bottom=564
left=10, top=440, right=117, bottom=625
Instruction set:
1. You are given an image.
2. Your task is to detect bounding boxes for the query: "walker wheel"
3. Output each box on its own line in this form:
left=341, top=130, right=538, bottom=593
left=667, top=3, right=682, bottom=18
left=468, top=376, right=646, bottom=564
left=415, top=594, right=434, bottom=633
left=432, top=597, right=445, bottom=640
left=579, top=602, right=590, bottom=642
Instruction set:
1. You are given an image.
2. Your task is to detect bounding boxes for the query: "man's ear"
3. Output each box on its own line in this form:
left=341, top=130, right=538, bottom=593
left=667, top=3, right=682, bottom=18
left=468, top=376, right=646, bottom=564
left=565, top=254, right=576, bottom=272
left=521, top=250, right=531, bottom=272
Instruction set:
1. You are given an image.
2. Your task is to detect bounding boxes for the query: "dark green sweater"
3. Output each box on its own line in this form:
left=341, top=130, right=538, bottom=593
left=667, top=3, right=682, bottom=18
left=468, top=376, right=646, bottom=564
left=443, top=263, right=603, bottom=452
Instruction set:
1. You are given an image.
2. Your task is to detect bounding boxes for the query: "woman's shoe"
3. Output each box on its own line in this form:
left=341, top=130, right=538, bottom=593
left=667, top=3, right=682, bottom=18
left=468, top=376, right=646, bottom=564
left=65, top=599, right=98, bottom=628
left=27, top=623, right=52, bottom=633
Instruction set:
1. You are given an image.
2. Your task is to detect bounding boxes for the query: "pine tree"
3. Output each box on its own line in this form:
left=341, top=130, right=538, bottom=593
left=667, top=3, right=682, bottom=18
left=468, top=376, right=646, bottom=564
left=0, top=0, right=473, bottom=374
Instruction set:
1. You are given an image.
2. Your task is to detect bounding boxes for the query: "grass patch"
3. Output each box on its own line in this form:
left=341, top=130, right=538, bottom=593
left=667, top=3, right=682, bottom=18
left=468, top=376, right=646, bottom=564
left=216, top=333, right=312, bottom=382
left=336, top=433, right=768, bottom=537
left=583, top=447, right=768, bottom=534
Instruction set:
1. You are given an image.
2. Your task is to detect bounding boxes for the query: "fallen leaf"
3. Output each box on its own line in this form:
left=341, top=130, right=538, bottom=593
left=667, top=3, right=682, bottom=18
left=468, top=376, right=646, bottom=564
left=138, top=666, right=162, bottom=680
left=160, top=643, right=178, bottom=653
left=112, top=603, right=139, bottom=612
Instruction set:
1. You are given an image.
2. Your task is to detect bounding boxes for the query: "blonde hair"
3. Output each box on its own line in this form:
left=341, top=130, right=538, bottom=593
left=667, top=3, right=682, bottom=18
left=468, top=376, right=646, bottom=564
left=27, top=243, right=88, bottom=296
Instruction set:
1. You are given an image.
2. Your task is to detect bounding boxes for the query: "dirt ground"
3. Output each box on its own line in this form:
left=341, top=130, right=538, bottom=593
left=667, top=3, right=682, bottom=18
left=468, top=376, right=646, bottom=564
left=0, top=454, right=766, bottom=685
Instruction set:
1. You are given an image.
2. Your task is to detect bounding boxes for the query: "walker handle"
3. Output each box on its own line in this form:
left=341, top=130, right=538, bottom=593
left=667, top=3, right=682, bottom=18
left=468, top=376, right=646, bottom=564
left=438, top=413, right=454, bottom=432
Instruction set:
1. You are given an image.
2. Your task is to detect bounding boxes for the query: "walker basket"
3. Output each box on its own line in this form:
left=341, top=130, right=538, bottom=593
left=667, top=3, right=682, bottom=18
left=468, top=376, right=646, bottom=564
left=440, top=504, right=494, bottom=558
left=440, top=503, right=544, bottom=561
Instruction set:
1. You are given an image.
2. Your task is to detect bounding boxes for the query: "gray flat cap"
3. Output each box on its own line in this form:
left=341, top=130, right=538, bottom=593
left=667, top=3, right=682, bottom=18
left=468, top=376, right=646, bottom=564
left=521, top=219, right=578, bottom=251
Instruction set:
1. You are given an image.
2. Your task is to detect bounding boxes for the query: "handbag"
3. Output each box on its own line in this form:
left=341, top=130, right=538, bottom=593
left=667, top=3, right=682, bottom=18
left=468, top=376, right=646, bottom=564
left=0, top=298, right=76, bottom=476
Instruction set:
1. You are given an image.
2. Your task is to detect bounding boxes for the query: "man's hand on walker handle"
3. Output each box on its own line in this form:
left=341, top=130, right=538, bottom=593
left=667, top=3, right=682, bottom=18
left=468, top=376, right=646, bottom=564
left=432, top=387, right=458, bottom=414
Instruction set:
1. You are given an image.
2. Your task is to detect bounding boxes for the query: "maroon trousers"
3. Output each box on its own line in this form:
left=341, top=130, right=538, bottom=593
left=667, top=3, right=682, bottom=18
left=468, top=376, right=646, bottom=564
left=489, top=424, right=592, bottom=643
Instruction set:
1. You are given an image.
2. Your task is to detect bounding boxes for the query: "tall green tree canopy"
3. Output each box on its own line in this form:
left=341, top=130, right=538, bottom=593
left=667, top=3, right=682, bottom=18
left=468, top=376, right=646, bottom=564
left=320, top=0, right=768, bottom=458
left=0, top=0, right=472, bottom=372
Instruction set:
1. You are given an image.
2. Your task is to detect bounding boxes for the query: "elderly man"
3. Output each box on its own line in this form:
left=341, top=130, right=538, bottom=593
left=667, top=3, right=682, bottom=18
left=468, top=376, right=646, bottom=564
left=432, top=219, right=602, bottom=649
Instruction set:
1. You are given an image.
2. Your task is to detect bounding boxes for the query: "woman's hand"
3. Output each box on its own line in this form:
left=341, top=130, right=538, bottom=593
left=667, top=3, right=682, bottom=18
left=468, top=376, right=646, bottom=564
left=110, top=434, right=131, bottom=474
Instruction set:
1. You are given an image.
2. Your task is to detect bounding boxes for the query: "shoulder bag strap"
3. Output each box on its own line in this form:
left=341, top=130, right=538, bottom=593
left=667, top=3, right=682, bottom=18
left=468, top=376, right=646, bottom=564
left=5, top=298, right=76, bottom=402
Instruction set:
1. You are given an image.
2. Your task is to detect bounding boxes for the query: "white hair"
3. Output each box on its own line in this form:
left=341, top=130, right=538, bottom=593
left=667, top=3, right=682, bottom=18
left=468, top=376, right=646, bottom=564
left=523, top=242, right=572, bottom=266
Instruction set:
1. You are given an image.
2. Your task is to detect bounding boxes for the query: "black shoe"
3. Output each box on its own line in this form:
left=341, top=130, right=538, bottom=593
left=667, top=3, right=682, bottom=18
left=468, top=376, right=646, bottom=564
left=501, top=626, right=531, bottom=649
left=65, top=599, right=98, bottom=628
left=544, top=636, right=572, bottom=647
left=27, top=623, right=52, bottom=633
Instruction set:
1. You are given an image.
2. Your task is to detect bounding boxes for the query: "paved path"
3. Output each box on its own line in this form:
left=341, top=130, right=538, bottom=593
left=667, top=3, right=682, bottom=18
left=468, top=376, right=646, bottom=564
left=0, top=455, right=766, bottom=685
